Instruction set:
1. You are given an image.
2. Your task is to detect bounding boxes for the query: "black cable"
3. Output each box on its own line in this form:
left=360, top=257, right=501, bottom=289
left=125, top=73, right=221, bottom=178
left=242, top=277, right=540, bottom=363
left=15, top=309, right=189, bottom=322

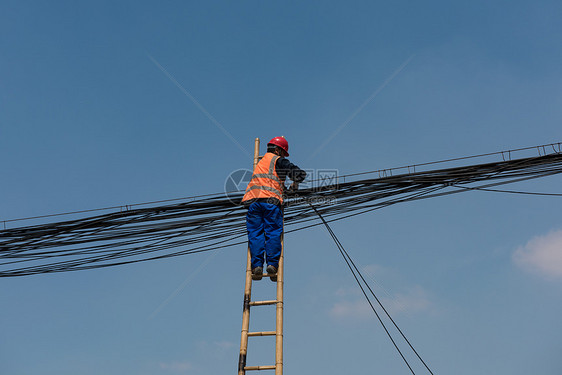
left=309, top=203, right=435, bottom=374
left=452, top=186, right=562, bottom=196
left=1, top=152, right=562, bottom=277
left=3, top=142, right=560, bottom=225
left=308, top=202, right=421, bottom=375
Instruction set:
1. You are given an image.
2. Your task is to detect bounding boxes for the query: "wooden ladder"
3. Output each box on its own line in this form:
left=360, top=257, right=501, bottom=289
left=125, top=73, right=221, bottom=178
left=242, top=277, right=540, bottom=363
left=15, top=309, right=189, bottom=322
left=238, top=138, right=284, bottom=375
left=237, top=242, right=284, bottom=375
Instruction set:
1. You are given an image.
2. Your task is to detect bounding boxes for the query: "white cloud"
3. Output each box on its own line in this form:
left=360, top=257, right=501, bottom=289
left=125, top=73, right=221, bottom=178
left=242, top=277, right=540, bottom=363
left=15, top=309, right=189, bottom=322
left=361, top=263, right=389, bottom=277
left=159, top=361, right=193, bottom=373
left=329, top=285, right=431, bottom=319
left=197, top=339, right=235, bottom=351
left=214, top=340, right=234, bottom=350
left=330, top=298, right=372, bottom=319
left=381, top=286, right=431, bottom=316
left=513, top=229, right=562, bottom=278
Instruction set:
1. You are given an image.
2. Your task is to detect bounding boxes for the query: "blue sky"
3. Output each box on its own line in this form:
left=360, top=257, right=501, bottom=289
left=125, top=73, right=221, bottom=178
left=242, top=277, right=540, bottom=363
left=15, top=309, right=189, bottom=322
left=1, top=1, right=562, bottom=374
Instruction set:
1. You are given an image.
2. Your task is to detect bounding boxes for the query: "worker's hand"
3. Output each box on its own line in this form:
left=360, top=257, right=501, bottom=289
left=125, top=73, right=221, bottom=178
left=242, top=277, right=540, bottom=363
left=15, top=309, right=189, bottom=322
left=288, top=182, right=299, bottom=192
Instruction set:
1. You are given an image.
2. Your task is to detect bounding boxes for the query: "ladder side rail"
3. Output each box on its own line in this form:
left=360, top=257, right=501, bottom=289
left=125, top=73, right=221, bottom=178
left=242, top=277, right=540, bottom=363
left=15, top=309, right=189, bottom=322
left=238, top=138, right=261, bottom=375
left=238, top=250, right=253, bottom=375
left=275, top=233, right=284, bottom=375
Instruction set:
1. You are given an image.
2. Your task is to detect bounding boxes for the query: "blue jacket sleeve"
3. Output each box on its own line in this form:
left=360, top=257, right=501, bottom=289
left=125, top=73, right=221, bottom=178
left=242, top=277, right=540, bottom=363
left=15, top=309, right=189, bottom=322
left=276, top=158, right=307, bottom=183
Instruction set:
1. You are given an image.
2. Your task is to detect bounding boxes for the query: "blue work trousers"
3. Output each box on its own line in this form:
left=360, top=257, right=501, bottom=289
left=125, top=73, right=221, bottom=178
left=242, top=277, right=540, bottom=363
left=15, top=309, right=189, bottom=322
left=246, top=202, right=283, bottom=269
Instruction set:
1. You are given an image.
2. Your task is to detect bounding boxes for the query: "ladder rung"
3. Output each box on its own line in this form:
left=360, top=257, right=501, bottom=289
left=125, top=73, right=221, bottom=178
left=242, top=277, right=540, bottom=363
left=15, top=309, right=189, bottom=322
left=249, top=300, right=277, bottom=306
left=244, top=365, right=276, bottom=371
left=248, top=331, right=276, bottom=337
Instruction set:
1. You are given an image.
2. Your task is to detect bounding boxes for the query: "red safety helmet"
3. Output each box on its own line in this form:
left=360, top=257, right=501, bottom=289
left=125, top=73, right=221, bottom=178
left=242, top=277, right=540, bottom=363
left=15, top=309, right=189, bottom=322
left=267, top=136, right=289, bottom=156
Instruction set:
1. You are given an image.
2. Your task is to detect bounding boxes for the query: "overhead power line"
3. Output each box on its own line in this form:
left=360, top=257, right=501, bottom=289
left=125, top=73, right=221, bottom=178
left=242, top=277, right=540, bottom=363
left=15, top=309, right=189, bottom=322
left=1, top=149, right=562, bottom=277
left=451, top=185, right=562, bottom=196
left=309, top=202, right=433, bottom=375
left=3, top=142, right=560, bottom=225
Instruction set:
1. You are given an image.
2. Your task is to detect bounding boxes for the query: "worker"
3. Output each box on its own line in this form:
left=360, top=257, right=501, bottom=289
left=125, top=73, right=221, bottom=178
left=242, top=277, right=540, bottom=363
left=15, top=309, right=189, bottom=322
left=242, top=136, right=307, bottom=281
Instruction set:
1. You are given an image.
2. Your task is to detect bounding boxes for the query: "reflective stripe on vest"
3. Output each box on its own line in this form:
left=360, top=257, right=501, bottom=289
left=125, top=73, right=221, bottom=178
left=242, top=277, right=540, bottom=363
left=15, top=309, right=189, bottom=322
left=242, top=153, right=285, bottom=204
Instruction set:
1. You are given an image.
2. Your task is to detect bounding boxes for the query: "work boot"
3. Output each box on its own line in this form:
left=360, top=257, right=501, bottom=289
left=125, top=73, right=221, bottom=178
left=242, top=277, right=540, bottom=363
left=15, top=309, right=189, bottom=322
left=266, top=265, right=277, bottom=282
left=251, top=267, right=263, bottom=281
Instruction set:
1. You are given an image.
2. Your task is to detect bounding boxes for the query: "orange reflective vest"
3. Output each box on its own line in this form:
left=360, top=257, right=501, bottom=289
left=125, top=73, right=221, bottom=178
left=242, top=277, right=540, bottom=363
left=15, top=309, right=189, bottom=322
left=242, top=152, right=285, bottom=204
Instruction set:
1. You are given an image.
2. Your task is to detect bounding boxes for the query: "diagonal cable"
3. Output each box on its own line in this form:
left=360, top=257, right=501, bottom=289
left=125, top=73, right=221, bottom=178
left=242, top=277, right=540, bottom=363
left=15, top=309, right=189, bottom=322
left=147, top=53, right=250, bottom=156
